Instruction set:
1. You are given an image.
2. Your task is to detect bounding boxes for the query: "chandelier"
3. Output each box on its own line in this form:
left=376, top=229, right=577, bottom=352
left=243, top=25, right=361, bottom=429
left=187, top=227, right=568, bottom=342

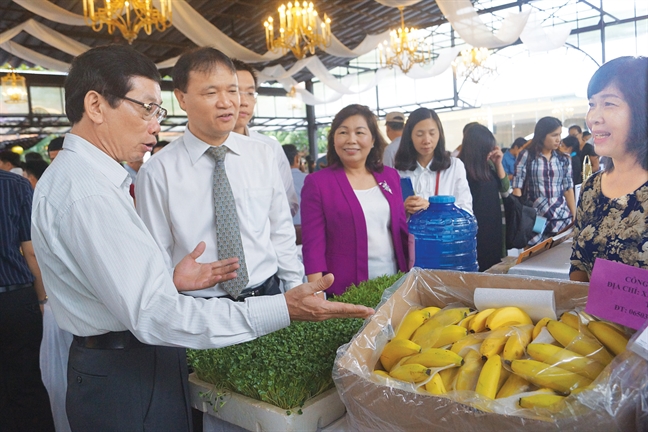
left=264, top=2, right=332, bottom=59
left=453, top=47, right=496, bottom=84
left=82, top=0, right=172, bottom=44
left=1, top=69, right=28, bottom=104
left=378, top=6, right=430, bottom=74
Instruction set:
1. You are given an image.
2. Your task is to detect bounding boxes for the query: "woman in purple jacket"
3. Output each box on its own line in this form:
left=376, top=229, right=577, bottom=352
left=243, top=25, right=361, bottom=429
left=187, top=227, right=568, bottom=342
left=301, top=104, right=410, bottom=296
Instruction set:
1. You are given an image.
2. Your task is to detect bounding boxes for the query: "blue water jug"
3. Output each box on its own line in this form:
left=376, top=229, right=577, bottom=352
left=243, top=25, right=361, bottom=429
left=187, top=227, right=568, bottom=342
left=408, top=195, right=478, bottom=272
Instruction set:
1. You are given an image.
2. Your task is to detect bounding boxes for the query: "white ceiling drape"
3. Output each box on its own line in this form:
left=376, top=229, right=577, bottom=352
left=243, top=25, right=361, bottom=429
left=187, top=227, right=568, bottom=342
left=3, top=0, right=572, bottom=105
left=435, top=0, right=531, bottom=49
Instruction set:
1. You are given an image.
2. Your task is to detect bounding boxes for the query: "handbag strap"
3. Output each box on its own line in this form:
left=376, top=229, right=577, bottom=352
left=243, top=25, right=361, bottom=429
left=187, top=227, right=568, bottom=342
left=435, top=170, right=441, bottom=196
left=521, top=151, right=533, bottom=202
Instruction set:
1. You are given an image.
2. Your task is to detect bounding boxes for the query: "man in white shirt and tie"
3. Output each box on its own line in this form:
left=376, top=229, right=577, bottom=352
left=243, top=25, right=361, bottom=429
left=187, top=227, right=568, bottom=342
left=136, top=48, right=304, bottom=300
left=31, top=45, right=373, bottom=432
left=231, top=59, right=299, bottom=218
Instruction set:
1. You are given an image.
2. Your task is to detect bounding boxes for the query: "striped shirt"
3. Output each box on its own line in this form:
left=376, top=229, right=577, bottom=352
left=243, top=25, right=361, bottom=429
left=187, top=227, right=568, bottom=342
left=31, top=134, right=290, bottom=347
left=512, top=149, right=574, bottom=244
left=0, top=170, right=34, bottom=286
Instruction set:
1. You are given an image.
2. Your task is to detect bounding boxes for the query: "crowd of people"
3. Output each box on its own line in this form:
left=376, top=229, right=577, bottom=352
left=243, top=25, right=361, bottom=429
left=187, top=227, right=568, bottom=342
left=0, top=44, right=645, bottom=432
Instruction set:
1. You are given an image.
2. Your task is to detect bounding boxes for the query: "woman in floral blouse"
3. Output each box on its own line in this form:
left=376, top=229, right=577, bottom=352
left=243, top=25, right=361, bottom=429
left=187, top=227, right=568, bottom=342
left=570, top=56, right=648, bottom=281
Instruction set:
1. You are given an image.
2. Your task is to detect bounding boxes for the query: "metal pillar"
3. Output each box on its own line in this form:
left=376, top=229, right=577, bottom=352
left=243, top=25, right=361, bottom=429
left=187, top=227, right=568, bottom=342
left=600, top=0, right=606, bottom=63
left=305, top=80, right=318, bottom=160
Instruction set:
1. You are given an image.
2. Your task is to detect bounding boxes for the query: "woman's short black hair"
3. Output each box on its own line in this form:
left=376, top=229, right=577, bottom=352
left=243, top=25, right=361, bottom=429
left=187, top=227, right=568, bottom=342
left=394, top=107, right=450, bottom=172
left=65, top=45, right=161, bottom=125
left=326, top=104, right=386, bottom=173
left=587, top=56, right=648, bottom=171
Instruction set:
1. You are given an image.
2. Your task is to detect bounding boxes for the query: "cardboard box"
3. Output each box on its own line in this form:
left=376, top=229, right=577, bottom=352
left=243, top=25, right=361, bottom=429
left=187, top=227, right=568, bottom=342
left=189, top=373, right=346, bottom=432
left=333, top=269, right=648, bottom=431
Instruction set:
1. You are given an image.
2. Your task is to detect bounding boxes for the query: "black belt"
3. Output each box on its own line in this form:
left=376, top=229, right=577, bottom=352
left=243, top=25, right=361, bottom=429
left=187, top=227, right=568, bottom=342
left=0, top=283, right=32, bottom=294
left=219, top=274, right=280, bottom=302
left=73, top=330, right=147, bottom=350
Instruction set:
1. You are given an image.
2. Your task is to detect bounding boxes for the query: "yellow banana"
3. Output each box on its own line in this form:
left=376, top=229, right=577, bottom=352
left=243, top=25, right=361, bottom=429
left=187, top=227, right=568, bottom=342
left=496, top=374, right=532, bottom=399
left=380, top=339, right=422, bottom=371
left=526, top=343, right=605, bottom=381
left=450, top=333, right=482, bottom=357
left=421, top=306, right=443, bottom=315
left=546, top=320, right=614, bottom=365
left=458, top=314, right=476, bottom=330
left=587, top=321, right=629, bottom=356
left=480, top=326, right=516, bottom=359
left=455, top=349, right=484, bottom=391
left=519, top=393, right=565, bottom=409
left=561, top=312, right=595, bottom=337
left=510, top=359, right=593, bottom=394
left=410, top=307, right=470, bottom=343
left=502, top=324, right=534, bottom=361
left=486, top=307, right=533, bottom=331
left=389, top=363, right=432, bottom=383
left=403, top=348, right=464, bottom=368
left=560, top=312, right=581, bottom=330
left=438, top=367, right=458, bottom=391
left=532, top=317, right=552, bottom=340
left=418, top=325, right=468, bottom=350
left=475, top=354, right=502, bottom=399
left=469, top=308, right=496, bottom=333
left=425, top=372, right=447, bottom=395
left=373, top=370, right=391, bottom=378
left=393, top=309, right=432, bottom=341
left=498, top=366, right=511, bottom=393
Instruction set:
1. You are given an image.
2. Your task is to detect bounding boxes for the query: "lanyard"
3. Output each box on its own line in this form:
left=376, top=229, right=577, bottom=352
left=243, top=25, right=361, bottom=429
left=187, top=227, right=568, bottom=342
left=435, top=170, right=441, bottom=196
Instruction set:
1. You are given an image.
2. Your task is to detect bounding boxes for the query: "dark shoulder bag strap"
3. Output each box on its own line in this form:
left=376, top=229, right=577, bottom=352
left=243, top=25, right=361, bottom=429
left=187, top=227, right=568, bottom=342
left=521, top=151, right=533, bottom=204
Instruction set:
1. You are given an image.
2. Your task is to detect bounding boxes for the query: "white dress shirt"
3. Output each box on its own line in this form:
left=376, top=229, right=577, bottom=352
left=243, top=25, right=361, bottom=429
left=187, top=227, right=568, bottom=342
left=398, top=157, right=473, bottom=213
left=245, top=127, right=299, bottom=217
left=136, top=128, right=304, bottom=298
left=31, top=134, right=289, bottom=346
left=382, top=136, right=401, bottom=168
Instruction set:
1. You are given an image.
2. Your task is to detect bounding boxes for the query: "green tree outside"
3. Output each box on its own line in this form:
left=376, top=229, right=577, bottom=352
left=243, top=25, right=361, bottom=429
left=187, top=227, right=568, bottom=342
left=261, top=127, right=330, bottom=154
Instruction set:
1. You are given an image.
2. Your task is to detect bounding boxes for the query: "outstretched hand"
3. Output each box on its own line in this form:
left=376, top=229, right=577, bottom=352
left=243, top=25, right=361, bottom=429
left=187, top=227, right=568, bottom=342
left=285, top=274, right=375, bottom=322
left=173, top=242, right=240, bottom=292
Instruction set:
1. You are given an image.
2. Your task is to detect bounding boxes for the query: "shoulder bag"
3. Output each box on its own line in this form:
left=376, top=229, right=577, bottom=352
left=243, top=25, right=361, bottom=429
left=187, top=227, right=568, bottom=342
left=503, top=152, right=538, bottom=249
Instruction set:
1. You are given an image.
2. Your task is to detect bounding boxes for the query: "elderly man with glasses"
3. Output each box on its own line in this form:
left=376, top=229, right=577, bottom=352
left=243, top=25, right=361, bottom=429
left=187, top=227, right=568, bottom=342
left=31, top=45, right=373, bottom=431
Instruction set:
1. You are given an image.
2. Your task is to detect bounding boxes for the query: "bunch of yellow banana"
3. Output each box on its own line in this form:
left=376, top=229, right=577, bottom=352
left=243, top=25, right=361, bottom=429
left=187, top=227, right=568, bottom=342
left=374, top=305, right=632, bottom=410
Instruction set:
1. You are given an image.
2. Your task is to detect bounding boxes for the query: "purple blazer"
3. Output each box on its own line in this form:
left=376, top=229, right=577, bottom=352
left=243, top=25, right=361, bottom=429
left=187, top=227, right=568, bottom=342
left=301, top=164, right=410, bottom=296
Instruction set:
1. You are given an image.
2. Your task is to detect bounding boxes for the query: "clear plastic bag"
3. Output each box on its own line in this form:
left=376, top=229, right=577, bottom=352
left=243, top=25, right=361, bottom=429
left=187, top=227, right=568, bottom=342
left=333, top=268, right=648, bottom=431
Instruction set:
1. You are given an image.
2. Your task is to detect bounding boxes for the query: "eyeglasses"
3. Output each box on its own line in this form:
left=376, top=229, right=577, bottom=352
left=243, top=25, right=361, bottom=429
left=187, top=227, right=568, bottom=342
left=109, top=94, right=167, bottom=124
left=239, top=91, right=258, bottom=99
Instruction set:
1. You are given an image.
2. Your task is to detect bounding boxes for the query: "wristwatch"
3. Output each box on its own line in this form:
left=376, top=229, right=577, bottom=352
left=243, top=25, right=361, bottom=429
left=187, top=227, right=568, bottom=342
left=38, top=295, right=48, bottom=305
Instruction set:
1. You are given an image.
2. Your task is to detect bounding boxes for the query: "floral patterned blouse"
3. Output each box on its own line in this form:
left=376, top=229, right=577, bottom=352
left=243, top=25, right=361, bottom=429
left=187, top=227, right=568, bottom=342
left=570, top=172, right=648, bottom=276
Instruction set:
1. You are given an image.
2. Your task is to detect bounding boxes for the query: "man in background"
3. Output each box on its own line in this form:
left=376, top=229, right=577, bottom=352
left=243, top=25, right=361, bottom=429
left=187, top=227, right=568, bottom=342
left=231, top=59, right=299, bottom=217
left=23, top=159, right=50, bottom=189
left=0, top=149, right=23, bottom=175
left=283, top=144, right=307, bottom=244
left=382, top=111, right=405, bottom=167
left=0, top=168, right=54, bottom=431
left=503, top=137, right=526, bottom=180
left=570, top=125, right=599, bottom=173
left=47, top=137, right=64, bottom=161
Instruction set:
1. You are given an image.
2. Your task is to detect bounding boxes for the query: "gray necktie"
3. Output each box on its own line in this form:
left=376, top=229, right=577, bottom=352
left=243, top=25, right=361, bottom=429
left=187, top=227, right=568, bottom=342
left=205, top=146, right=249, bottom=298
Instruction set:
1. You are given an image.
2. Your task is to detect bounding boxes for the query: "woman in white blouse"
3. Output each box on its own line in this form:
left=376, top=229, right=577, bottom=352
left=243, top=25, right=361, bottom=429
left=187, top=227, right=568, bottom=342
left=394, top=107, right=473, bottom=214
